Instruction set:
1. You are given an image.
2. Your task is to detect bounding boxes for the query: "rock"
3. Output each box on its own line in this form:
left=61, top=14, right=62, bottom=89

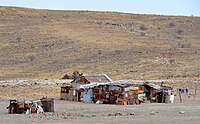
left=63, top=116, right=68, bottom=119
left=114, top=113, right=122, bottom=116
left=150, top=111, right=155, bottom=115
left=108, top=113, right=122, bottom=116
left=179, top=111, right=185, bottom=114
left=129, top=112, right=135, bottom=115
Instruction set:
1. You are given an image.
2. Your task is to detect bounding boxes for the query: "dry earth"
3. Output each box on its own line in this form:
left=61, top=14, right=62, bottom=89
left=0, top=98, right=200, bottom=124
left=0, top=6, right=200, bottom=80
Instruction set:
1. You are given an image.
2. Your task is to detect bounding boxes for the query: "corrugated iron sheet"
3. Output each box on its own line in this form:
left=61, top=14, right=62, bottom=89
left=83, top=74, right=112, bottom=83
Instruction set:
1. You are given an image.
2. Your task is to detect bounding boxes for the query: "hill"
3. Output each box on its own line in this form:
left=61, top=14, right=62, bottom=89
left=0, top=6, right=200, bottom=80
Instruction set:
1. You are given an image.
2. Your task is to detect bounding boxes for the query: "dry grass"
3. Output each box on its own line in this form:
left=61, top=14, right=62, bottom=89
left=0, top=6, right=200, bottom=80
left=0, top=83, right=60, bottom=99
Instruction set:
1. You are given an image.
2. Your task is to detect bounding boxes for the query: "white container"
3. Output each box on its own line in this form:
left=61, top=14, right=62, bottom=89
left=169, top=95, right=174, bottom=103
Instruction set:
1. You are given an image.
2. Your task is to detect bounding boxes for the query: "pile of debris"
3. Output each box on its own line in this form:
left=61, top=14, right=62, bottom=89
left=7, top=97, right=54, bottom=114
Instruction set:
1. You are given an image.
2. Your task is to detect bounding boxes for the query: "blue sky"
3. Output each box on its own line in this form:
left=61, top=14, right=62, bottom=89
left=0, top=0, right=200, bottom=16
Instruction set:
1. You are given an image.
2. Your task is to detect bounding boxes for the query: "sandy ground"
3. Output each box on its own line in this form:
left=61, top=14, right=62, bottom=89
left=0, top=96, right=200, bottom=124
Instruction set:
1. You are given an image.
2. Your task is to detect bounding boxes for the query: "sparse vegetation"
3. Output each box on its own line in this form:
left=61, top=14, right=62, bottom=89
left=177, top=29, right=183, bottom=35
left=0, top=6, right=200, bottom=80
left=139, top=24, right=148, bottom=31
left=16, top=36, right=21, bottom=42
left=169, top=22, right=176, bottom=28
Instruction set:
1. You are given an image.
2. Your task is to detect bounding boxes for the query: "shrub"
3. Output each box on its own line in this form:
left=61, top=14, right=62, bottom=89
left=139, top=24, right=147, bottom=31
left=177, top=29, right=183, bottom=35
left=16, top=37, right=21, bottom=42
left=169, top=22, right=175, bottom=28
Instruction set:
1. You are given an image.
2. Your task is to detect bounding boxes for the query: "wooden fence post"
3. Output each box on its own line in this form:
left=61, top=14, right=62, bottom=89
left=194, top=86, right=197, bottom=101
left=179, top=93, right=182, bottom=103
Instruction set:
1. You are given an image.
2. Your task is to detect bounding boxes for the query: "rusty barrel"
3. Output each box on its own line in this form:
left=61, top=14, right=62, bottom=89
left=41, top=98, right=54, bottom=112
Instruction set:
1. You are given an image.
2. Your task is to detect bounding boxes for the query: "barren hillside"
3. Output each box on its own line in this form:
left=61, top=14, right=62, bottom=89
left=0, top=6, right=200, bottom=80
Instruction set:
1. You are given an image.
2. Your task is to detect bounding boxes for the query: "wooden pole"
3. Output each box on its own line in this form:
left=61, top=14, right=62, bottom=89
left=179, top=93, right=182, bottom=103
left=194, top=86, right=197, bottom=101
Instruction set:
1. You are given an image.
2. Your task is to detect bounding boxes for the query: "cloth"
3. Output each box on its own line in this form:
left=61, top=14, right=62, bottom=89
left=37, top=105, right=44, bottom=113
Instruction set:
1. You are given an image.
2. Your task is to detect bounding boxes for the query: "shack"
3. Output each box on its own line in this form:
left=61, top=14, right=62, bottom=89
left=59, top=80, right=74, bottom=100
left=60, top=74, right=113, bottom=102
left=142, top=82, right=173, bottom=103
left=60, top=73, right=174, bottom=105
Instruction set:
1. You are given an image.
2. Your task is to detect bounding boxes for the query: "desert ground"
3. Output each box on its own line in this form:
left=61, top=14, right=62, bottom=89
left=0, top=80, right=200, bottom=124
left=0, top=96, right=200, bottom=124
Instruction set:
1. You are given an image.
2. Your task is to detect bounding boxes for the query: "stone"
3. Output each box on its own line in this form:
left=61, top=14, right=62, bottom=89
left=150, top=111, right=155, bottom=115
left=179, top=111, right=185, bottom=114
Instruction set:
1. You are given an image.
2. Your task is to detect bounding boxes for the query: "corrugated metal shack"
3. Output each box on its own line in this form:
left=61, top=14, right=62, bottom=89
left=60, top=74, right=113, bottom=102
left=60, top=79, right=75, bottom=101
left=60, top=72, right=174, bottom=105
left=60, top=78, right=144, bottom=105
left=142, top=82, right=173, bottom=103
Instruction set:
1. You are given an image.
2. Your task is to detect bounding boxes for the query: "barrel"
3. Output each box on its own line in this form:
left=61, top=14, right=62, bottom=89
left=41, top=98, right=54, bottom=112
left=164, top=95, right=170, bottom=103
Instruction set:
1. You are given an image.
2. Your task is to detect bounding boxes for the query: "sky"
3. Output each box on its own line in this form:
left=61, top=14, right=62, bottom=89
left=0, top=0, right=200, bottom=16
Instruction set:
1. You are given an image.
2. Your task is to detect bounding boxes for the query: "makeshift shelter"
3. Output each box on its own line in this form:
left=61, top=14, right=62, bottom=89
left=60, top=73, right=174, bottom=105
left=142, top=83, right=161, bottom=102
left=59, top=79, right=76, bottom=101
left=142, top=82, right=173, bottom=103
left=60, top=73, right=113, bottom=101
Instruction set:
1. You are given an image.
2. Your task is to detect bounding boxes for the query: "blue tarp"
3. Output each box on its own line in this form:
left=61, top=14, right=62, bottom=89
left=138, top=93, right=146, bottom=97
left=83, top=94, right=91, bottom=103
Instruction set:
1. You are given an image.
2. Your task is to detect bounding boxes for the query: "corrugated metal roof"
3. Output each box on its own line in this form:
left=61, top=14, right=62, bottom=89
left=144, top=83, right=161, bottom=89
left=59, top=79, right=73, bottom=87
left=83, top=74, right=113, bottom=83
left=79, top=82, right=114, bottom=89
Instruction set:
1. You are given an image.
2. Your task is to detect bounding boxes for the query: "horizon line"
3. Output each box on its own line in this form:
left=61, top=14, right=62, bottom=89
left=1, top=5, right=199, bottom=17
